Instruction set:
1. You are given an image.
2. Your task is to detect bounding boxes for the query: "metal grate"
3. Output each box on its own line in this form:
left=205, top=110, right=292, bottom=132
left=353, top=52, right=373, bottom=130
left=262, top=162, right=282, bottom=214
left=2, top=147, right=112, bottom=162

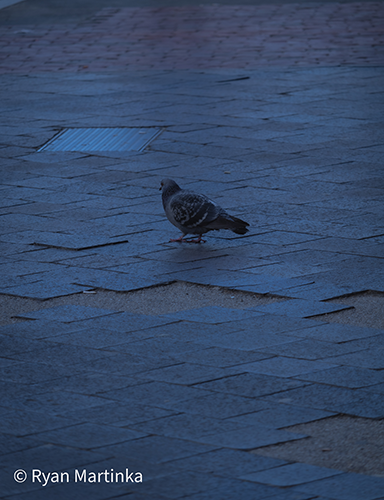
left=38, top=127, right=163, bottom=152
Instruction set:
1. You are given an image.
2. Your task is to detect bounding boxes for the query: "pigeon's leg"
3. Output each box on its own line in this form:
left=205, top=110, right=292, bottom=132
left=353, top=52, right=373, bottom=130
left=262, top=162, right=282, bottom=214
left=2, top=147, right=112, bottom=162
left=169, top=234, right=206, bottom=243
left=183, top=235, right=206, bottom=243
left=169, top=234, right=186, bottom=242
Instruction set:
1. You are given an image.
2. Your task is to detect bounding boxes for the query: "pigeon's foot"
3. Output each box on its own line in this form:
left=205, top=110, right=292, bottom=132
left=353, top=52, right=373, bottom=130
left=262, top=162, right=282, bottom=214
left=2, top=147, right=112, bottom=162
left=185, top=235, right=206, bottom=243
left=169, top=235, right=206, bottom=243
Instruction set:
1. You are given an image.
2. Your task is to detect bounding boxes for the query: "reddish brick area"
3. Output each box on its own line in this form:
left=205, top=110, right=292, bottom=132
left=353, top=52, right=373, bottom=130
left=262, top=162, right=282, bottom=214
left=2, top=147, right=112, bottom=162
left=0, top=3, right=383, bottom=72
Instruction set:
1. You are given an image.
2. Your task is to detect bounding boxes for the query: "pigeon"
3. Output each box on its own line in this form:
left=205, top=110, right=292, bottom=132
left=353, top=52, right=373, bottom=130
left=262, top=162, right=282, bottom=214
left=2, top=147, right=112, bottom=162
left=160, top=178, right=249, bottom=243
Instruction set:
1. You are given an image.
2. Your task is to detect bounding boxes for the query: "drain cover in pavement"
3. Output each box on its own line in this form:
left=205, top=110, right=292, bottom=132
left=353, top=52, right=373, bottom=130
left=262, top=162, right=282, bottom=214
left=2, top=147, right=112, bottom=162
left=38, top=127, right=163, bottom=152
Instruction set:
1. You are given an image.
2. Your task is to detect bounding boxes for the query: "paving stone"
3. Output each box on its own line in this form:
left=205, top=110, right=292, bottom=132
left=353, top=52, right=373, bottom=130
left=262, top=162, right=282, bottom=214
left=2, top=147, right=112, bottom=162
left=0, top=335, right=50, bottom=357
left=29, top=371, right=143, bottom=396
left=258, top=338, right=365, bottom=360
left=21, top=305, right=118, bottom=323
left=258, top=493, right=317, bottom=500
left=229, top=403, right=335, bottom=429
left=56, top=253, right=141, bottom=269
left=33, top=422, right=147, bottom=449
left=9, top=343, right=115, bottom=367
left=262, top=383, right=384, bottom=418
left=241, top=462, right=342, bottom=486
left=230, top=315, right=323, bottom=337
left=57, top=400, right=176, bottom=427
left=0, top=321, right=80, bottom=345
left=101, top=381, right=211, bottom=407
left=365, top=382, right=384, bottom=395
left=130, top=413, right=247, bottom=441
left=192, top=329, right=299, bottom=351
left=180, top=481, right=295, bottom=500
left=0, top=357, right=19, bottom=368
left=288, top=323, right=383, bottom=343
left=0, top=479, right=139, bottom=500
left=108, top=337, right=205, bottom=357
left=168, top=267, right=282, bottom=289
left=167, top=447, right=286, bottom=477
left=3, top=390, right=109, bottom=416
left=249, top=231, right=322, bottom=247
left=192, top=423, right=306, bottom=450
left=96, top=435, right=218, bottom=464
left=303, top=236, right=384, bottom=259
left=0, top=408, right=86, bottom=437
left=5, top=282, right=95, bottom=300
left=294, top=365, right=384, bottom=389
left=141, top=320, right=243, bottom=346
left=344, top=333, right=384, bottom=350
left=82, top=352, right=178, bottom=377
left=251, top=281, right=358, bottom=304
left=136, top=471, right=251, bottom=500
left=138, top=362, right=239, bottom=385
left=0, top=379, right=52, bottom=401
left=0, top=260, right=56, bottom=275
left=43, top=328, right=145, bottom=349
left=293, top=472, right=384, bottom=500
left=197, top=372, right=307, bottom=399
left=173, top=346, right=273, bottom=368
left=325, top=349, right=384, bottom=370
left=249, top=299, right=352, bottom=318
left=7, top=247, right=85, bottom=263
left=238, top=356, right=338, bottom=377
left=63, top=311, right=174, bottom=333
left=76, top=454, right=181, bottom=483
left=0, top=433, right=43, bottom=456
left=165, top=392, right=271, bottom=419
left=0, top=360, right=86, bottom=384
left=233, top=276, right=317, bottom=296
left=32, top=268, right=157, bottom=295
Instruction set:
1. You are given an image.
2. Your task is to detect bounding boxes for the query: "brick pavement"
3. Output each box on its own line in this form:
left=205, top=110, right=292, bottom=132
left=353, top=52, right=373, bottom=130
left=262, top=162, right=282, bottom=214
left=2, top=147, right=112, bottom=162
left=1, top=3, right=384, bottom=72
left=0, top=0, right=384, bottom=499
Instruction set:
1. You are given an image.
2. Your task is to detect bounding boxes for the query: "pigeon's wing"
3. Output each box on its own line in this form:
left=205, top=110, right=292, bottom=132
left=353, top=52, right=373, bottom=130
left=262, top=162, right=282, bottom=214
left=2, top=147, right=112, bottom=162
left=170, top=192, right=220, bottom=230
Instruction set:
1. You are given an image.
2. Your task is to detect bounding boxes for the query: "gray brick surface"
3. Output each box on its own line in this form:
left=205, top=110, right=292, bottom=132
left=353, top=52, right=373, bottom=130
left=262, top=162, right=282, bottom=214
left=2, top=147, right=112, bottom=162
left=173, top=346, right=273, bottom=368
left=258, top=338, right=364, bottom=360
left=192, top=424, right=306, bottom=450
left=138, top=362, right=239, bottom=385
left=237, top=356, right=337, bottom=377
left=166, top=447, right=286, bottom=477
left=262, top=384, right=384, bottom=418
left=293, top=472, right=384, bottom=500
left=197, top=372, right=307, bottom=398
left=294, top=365, right=384, bottom=389
left=241, top=462, right=342, bottom=486
left=229, top=403, right=335, bottom=429
left=96, top=435, right=218, bottom=464
left=325, top=349, right=384, bottom=370
left=32, top=422, right=147, bottom=449
left=248, top=299, right=352, bottom=318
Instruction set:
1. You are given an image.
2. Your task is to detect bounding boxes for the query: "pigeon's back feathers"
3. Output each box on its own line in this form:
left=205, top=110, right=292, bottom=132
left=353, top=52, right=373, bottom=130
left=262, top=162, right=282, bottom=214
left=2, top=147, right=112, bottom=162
left=160, top=178, right=249, bottom=242
left=171, top=193, right=219, bottom=227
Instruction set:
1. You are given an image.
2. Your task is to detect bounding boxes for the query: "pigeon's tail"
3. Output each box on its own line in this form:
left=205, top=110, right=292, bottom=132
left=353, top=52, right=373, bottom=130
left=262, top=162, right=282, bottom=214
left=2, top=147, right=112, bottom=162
left=207, top=214, right=249, bottom=235
left=229, top=215, right=249, bottom=235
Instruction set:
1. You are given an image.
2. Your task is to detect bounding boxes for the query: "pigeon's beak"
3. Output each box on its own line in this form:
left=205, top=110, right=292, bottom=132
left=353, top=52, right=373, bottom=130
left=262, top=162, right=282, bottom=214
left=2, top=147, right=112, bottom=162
left=159, top=182, right=163, bottom=191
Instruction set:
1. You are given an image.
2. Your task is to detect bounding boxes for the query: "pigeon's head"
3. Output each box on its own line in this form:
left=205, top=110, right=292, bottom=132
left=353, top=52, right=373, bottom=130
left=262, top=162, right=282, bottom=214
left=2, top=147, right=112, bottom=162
left=160, top=179, right=181, bottom=198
